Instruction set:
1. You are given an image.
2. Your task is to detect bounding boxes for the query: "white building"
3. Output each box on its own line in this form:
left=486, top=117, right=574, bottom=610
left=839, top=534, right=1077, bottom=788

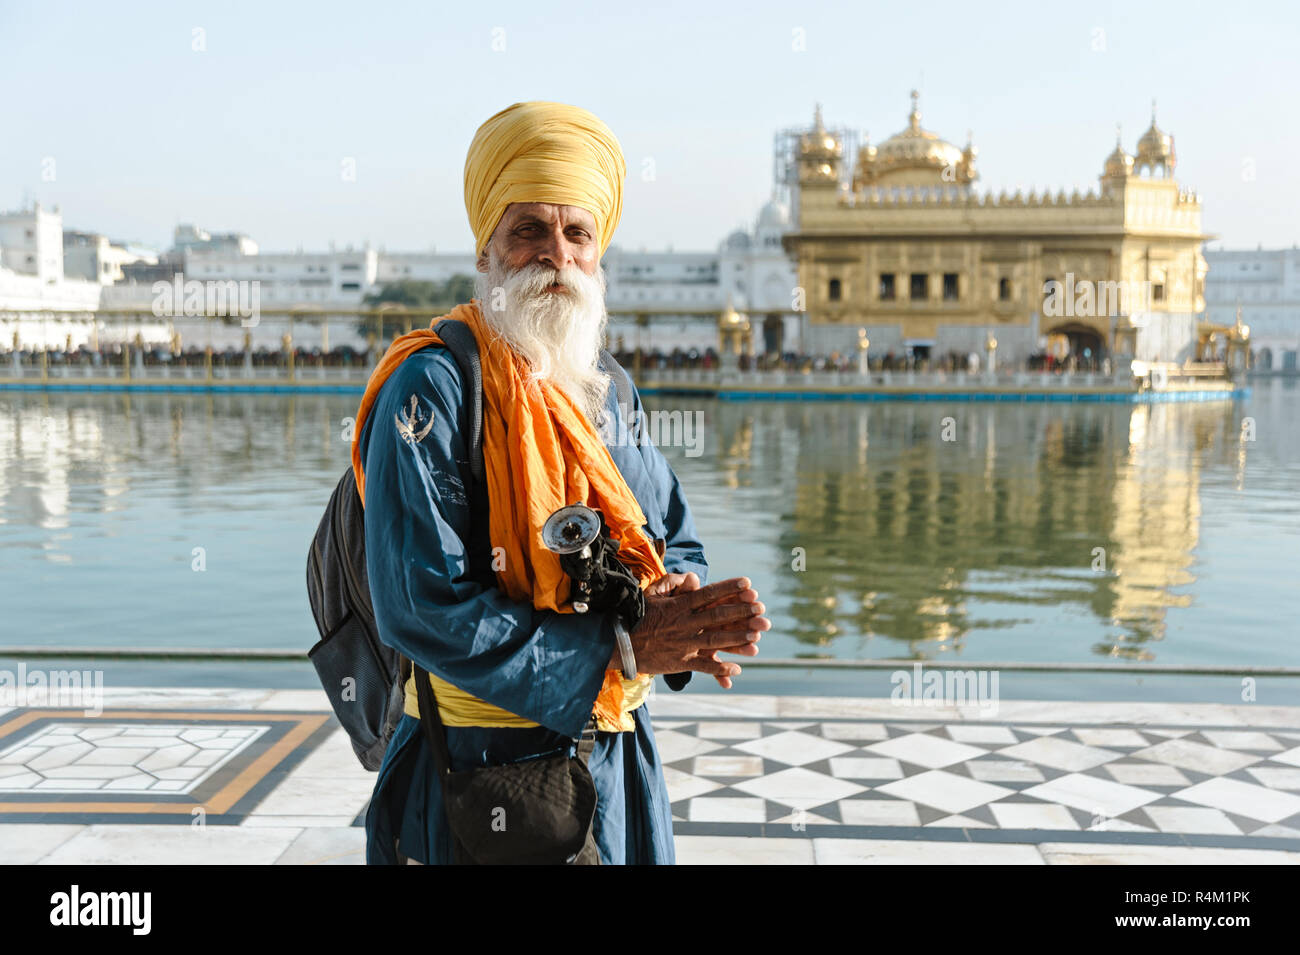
left=173, top=224, right=258, bottom=257
left=0, top=204, right=103, bottom=349
left=181, top=245, right=378, bottom=306
left=0, top=202, right=65, bottom=283
left=602, top=197, right=800, bottom=354
left=375, top=251, right=476, bottom=284
left=91, top=242, right=385, bottom=352
left=1204, top=246, right=1300, bottom=372
left=63, top=231, right=158, bottom=284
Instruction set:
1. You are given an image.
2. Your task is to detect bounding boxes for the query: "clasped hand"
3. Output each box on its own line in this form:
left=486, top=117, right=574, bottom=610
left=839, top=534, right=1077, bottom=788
left=610, top=572, right=769, bottom=688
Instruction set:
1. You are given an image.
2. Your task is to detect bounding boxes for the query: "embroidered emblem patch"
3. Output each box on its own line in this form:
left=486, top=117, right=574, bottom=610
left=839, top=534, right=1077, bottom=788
left=395, top=394, right=434, bottom=446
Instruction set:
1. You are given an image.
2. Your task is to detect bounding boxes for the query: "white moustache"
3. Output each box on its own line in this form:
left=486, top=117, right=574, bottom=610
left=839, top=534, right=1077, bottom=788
left=512, top=263, right=581, bottom=297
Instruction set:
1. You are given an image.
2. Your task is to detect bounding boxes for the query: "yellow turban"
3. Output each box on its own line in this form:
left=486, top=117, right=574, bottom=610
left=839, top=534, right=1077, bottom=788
left=464, top=101, right=626, bottom=258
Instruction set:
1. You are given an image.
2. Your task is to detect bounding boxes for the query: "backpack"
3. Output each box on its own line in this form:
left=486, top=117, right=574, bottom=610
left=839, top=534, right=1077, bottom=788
left=306, top=319, right=636, bottom=770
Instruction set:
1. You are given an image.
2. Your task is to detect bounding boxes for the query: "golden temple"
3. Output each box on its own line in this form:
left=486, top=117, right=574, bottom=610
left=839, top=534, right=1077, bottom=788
left=785, top=94, right=1218, bottom=369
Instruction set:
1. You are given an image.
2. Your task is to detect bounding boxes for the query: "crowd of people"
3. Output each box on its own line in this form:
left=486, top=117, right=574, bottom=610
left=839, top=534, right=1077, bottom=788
left=8, top=341, right=1147, bottom=376
left=6, top=343, right=369, bottom=369
left=609, top=346, right=1114, bottom=375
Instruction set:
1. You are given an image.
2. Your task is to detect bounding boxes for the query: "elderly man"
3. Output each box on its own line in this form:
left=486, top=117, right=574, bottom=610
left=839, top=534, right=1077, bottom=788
left=353, top=101, right=769, bottom=865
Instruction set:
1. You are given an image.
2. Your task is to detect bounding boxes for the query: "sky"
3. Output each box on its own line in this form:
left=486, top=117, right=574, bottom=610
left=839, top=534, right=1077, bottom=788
left=2, top=0, right=1297, bottom=255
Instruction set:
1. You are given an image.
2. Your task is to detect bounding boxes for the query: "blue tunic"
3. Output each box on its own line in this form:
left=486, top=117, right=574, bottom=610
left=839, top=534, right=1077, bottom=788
left=359, top=345, right=708, bottom=865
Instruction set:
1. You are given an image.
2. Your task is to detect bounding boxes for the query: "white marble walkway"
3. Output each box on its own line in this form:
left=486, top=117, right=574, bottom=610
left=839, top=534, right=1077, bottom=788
left=2, top=689, right=1299, bottom=865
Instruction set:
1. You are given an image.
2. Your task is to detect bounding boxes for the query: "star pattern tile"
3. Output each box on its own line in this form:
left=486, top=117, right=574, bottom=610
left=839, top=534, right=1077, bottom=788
left=0, top=709, right=334, bottom=823
left=0, top=723, right=268, bottom=794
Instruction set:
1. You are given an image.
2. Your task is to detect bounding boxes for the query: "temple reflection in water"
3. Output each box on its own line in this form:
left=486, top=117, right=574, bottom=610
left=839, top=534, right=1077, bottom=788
left=703, top=396, right=1254, bottom=659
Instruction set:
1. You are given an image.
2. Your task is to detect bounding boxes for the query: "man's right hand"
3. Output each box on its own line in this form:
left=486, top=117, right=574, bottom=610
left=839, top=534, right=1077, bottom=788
left=617, top=576, right=768, bottom=687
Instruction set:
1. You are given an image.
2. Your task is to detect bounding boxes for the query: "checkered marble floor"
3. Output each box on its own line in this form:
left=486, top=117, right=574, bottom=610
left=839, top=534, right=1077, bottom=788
left=655, top=717, right=1300, bottom=848
left=3, top=689, right=1300, bottom=863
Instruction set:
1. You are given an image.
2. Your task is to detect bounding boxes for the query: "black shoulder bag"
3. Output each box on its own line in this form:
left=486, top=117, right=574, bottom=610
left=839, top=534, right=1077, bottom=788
left=413, top=664, right=602, bottom=865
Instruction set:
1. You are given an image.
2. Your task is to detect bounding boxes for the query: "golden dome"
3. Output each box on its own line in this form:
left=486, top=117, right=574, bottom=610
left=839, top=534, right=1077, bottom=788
left=854, top=91, right=975, bottom=188
left=1135, top=105, right=1175, bottom=175
left=798, top=103, right=843, bottom=184
left=1103, top=130, right=1134, bottom=180
left=799, top=103, right=842, bottom=159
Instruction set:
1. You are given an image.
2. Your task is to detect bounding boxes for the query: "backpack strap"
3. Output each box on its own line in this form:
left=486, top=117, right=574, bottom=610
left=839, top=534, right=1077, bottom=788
left=598, top=349, right=637, bottom=441
left=433, top=318, right=485, bottom=488
left=413, top=662, right=456, bottom=777
left=599, top=349, right=633, bottom=409
left=394, top=318, right=486, bottom=779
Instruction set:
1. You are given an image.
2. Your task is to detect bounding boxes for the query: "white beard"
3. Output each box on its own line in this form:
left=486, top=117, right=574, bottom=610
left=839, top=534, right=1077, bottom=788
left=474, top=252, right=612, bottom=424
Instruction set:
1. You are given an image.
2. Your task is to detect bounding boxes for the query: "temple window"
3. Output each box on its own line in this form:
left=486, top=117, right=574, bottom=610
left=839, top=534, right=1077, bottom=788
left=910, top=273, right=928, bottom=301
left=879, top=273, right=896, bottom=300
left=828, top=278, right=842, bottom=301
left=942, top=273, right=959, bottom=301
left=998, top=277, right=1012, bottom=301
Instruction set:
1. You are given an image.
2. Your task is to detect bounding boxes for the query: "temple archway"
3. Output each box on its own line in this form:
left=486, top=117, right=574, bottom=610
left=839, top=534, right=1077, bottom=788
left=762, top=313, right=784, bottom=354
left=1044, top=322, right=1106, bottom=365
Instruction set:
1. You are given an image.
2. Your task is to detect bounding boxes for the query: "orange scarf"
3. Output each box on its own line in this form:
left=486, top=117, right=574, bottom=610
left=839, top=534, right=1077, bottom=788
left=351, top=301, right=665, bottom=728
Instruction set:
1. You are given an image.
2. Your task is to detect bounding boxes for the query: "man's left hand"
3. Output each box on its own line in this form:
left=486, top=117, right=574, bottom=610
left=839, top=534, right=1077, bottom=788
left=645, top=571, right=762, bottom=688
